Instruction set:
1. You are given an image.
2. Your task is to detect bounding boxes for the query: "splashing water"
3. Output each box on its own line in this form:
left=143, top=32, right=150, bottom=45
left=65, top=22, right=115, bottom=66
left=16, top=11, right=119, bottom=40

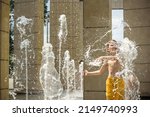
left=117, top=38, right=138, bottom=71
left=20, top=39, right=30, bottom=49
left=78, top=61, right=84, bottom=97
left=92, top=29, right=112, bottom=47
left=16, top=16, right=33, bottom=100
left=58, top=14, right=68, bottom=42
left=116, top=38, right=140, bottom=100
left=85, top=34, right=140, bottom=100
left=84, top=29, right=112, bottom=66
left=62, top=50, right=70, bottom=90
left=89, top=60, right=102, bottom=67
left=84, top=43, right=104, bottom=67
left=39, top=14, right=83, bottom=100
left=39, top=43, right=63, bottom=100
left=20, top=39, right=30, bottom=100
left=10, top=16, right=34, bottom=100
left=84, top=21, right=130, bottom=66
left=58, top=14, right=68, bottom=81
left=16, top=16, right=33, bottom=38
left=62, top=50, right=77, bottom=99
left=122, top=21, right=131, bottom=31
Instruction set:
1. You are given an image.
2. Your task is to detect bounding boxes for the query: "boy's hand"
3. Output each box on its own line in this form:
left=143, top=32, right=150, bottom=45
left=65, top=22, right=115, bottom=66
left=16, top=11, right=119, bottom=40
left=84, top=70, right=88, bottom=76
left=96, top=56, right=103, bottom=62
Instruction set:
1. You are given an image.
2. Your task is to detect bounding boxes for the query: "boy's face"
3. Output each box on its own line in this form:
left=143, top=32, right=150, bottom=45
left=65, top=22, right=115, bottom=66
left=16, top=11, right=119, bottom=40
left=106, top=41, right=118, bottom=54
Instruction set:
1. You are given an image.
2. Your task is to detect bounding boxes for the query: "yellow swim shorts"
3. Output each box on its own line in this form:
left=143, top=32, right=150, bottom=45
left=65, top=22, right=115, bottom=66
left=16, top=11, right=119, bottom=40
left=106, top=76, right=125, bottom=100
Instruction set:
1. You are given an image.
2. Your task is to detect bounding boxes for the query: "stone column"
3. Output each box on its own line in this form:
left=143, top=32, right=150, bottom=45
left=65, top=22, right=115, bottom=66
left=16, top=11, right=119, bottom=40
left=14, top=0, right=44, bottom=97
left=124, top=0, right=150, bottom=97
left=83, top=0, right=111, bottom=100
left=0, top=0, right=10, bottom=100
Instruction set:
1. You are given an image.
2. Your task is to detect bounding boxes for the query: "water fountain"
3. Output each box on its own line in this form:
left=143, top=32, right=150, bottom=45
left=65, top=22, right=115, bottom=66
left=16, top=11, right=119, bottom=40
left=61, top=50, right=78, bottom=99
left=16, top=16, right=33, bottom=39
left=39, top=12, right=140, bottom=100
left=62, top=50, right=71, bottom=98
left=58, top=14, right=68, bottom=81
left=9, top=13, right=139, bottom=100
left=20, top=39, right=30, bottom=100
left=39, top=14, right=83, bottom=100
left=78, top=61, right=84, bottom=98
left=10, top=16, right=34, bottom=100
left=39, top=43, right=63, bottom=100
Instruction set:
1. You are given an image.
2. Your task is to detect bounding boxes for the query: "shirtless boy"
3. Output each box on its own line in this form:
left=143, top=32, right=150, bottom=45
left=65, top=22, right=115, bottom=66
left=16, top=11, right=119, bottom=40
left=84, top=40, right=125, bottom=100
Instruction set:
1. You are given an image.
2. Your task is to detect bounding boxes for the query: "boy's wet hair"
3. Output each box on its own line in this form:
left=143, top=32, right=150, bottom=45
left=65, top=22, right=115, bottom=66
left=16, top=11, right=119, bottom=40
left=79, top=59, right=84, bottom=64
left=105, top=40, right=118, bottom=53
left=105, top=40, right=117, bottom=46
left=112, top=39, right=117, bottom=42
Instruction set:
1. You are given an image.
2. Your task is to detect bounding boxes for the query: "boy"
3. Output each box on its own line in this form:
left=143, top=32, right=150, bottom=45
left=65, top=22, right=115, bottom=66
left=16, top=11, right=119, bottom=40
left=84, top=40, right=125, bottom=100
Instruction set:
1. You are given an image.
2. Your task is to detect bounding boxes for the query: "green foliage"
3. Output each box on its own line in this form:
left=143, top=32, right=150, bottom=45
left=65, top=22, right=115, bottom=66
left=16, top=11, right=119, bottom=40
left=10, top=0, right=14, bottom=12
left=9, top=0, right=15, bottom=75
left=44, top=0, right=49, bottom=25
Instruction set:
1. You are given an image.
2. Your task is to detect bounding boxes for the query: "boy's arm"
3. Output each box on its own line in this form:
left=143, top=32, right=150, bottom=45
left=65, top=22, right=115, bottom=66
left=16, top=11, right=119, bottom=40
left=85, top=63, right=107, bottom=76
left=96, top=56, right=117, bottom=61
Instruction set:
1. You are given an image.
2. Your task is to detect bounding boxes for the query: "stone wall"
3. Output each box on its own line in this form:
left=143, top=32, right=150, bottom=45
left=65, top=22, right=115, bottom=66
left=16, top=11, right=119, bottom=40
left=112, top=0, right=123, bottom=9
left=124, top=0, right=150, bottom=97
left=83, top=0, right=111, bottom=100
left=14, top=0, right=44, bottom=95
left=0, top=0, right=10, bottom=99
